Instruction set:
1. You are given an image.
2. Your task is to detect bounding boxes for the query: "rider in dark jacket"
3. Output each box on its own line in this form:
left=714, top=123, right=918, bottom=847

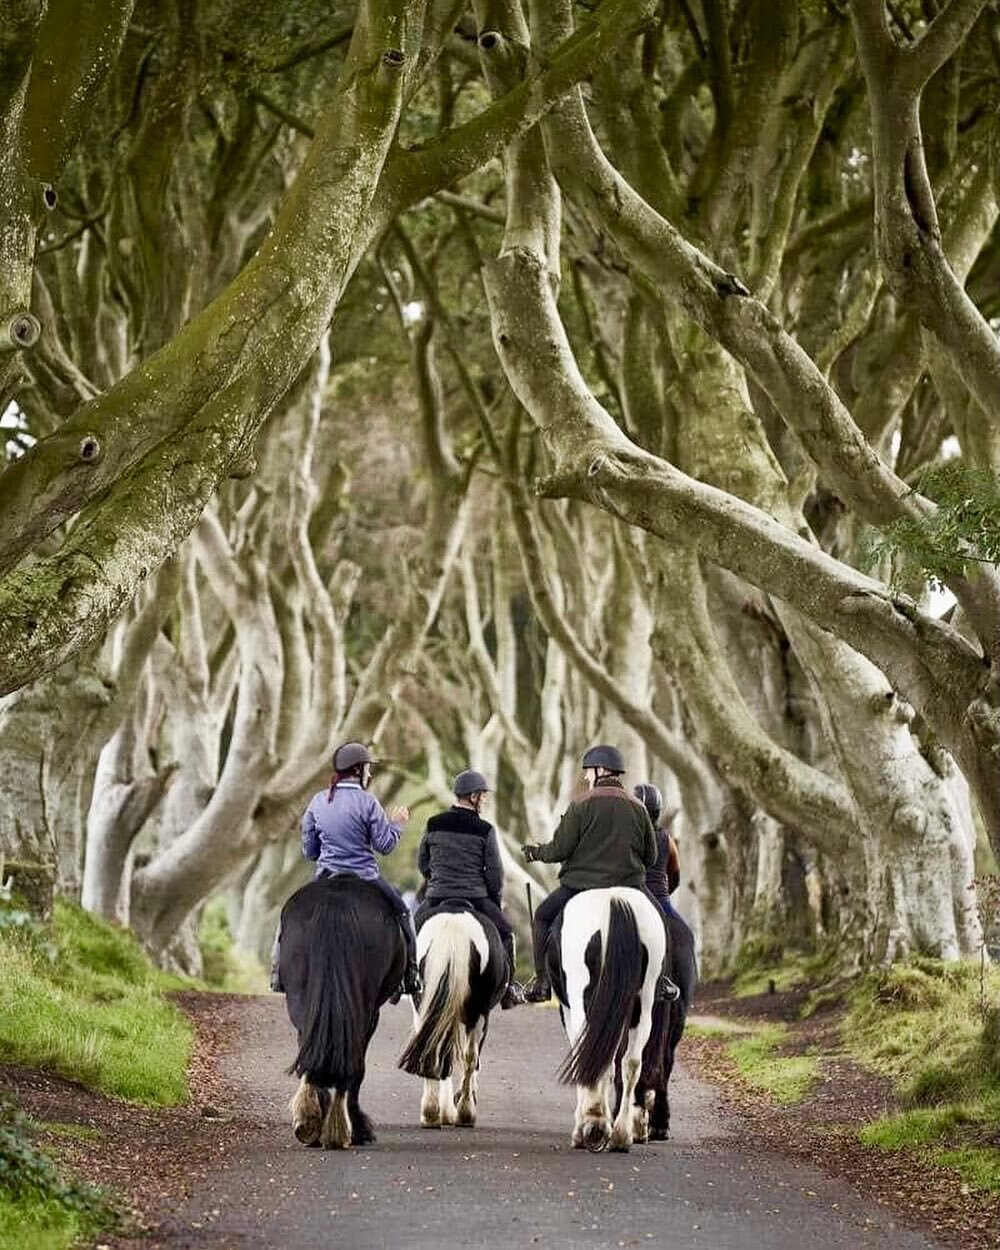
left=634, top=783, right=681, bottom=915
left=521, top=744, right=678, bottom=1004
left=415, top=770, right=525, bottom=1010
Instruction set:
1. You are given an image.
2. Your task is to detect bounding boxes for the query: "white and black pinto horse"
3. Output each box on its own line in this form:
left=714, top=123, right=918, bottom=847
left=548, top=887, right=666, bottom=1153
left=397, top=903, right=507, bottom=1129
left=281, top=875, right=405, bottom=1149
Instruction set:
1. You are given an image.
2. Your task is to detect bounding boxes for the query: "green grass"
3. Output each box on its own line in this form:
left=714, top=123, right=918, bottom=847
left=28, top=1121, right=103, bottom=1143
left=936, top=1147, right=1000, bottom=1193
left=859, top=1106, right=976, bottom=1148
left=726, top=1025, right=820, bottom=1104
left=0, top=900, right=193, bottom=1105
left=0, top=1188, right=106, bottom=1250
left=684, top=1017, right=755, bottom=1039
left=847, top=958, right=1000, bottom=1193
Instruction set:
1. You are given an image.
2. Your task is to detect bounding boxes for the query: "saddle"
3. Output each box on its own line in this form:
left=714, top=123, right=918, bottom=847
left=546, top=905, right=679, bottom=1004
left=414, top=897, right=476, bottom=931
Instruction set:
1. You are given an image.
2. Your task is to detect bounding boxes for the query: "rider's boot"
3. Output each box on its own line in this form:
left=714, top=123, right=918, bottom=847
left=499, top=934, right=525, bottom=1010
left=269, top=928, right=284, bottom=994
left=523, top=973, right=552, bottom=1004
left=655, top=969, right=681, bottom=1002
left=403, top=959, right=423, bottom=997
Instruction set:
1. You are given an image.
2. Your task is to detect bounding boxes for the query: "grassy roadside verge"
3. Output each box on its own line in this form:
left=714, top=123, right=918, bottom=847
left=0, top=899, right=197, bottom=1250
left=696, top=954, right=1000, bottom=1197
left=846, top=959, right=1000, bottom=1194
left=687, top=1017, right=821, bottom=1105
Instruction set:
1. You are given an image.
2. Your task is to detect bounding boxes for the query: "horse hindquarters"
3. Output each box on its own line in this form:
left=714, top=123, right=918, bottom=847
left=400, top=913, right=494, bottom=1128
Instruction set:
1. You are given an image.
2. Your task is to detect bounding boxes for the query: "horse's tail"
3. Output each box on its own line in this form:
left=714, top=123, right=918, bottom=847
left=287, top=893, right=366, bottom=1089
left=398, top=915, right=475, bottom=1079
left=558, top=898, right=645, bottom=1087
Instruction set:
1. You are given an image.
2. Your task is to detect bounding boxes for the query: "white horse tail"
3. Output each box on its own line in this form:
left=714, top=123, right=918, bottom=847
left=398, top=913, right=482, bottom=1079
left=558, top=898, right=645, bottom=1087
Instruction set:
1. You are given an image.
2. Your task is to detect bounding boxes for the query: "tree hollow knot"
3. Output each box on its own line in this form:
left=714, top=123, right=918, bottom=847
left=8, top=311, right=40, bottom=349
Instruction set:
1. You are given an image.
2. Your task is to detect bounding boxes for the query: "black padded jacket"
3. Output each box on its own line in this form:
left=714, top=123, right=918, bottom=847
left=418, top=806, right=504, bottom=903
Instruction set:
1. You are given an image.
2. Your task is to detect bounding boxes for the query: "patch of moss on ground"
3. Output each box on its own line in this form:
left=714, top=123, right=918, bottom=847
left=0, top=900, right=193, bottom=1105
left=729, top=945, right=838, bottom=999
left=726, top=1025, right=820, bottom=1104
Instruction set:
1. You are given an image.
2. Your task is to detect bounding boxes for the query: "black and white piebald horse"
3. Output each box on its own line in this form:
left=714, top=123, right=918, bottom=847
left=549, top=887, right=665, bottom=1153
left=398, top=903, right=507, bottom=1129
left=635, top=908, right=698, bottom=1141
left=281, top=875, right=404, bottom=1149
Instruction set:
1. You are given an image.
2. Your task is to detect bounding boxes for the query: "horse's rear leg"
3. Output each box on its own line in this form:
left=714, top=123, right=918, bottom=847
left=610, top=1055, right=642, bottom=1151
left=420, top=1078, right=442, bottom=1128
left=572, top=1079, right=612, bottom=1151
left=321, top=1088, right=353, bottom=1149
left=612, top=994, right=656, bottom=1152
left=632, top=1086, right=653, bottom=1145
left=348, top=1073, right=376, bottom=1146
left=290, top=1076, right=324, bottom=1146
left=650, top=1042, right=677, bottom=1140
left=456, top=1020, right=484, bottom=1126
left=439, top=1075, right=458, bottom=1125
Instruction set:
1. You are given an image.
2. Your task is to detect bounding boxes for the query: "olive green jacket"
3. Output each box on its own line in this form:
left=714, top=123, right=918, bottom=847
left=532, top=781, right=657, bottom=889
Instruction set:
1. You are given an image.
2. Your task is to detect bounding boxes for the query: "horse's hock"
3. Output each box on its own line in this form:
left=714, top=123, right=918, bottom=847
left=3, top=860, right=56, bottom=920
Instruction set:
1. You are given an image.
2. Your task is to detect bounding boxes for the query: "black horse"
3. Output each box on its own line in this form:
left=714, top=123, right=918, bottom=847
left=280, top=874, right=404, bottom=1149
left=636, top=908, right=699, bottom=1140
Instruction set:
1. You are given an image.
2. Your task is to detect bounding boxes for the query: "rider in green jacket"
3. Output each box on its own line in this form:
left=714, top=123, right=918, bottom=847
left=521, top=744, right=679, bottom=1004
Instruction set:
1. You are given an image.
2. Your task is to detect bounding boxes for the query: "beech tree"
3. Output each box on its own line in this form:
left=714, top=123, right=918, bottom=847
left=1, top=0, right=999, bottom=971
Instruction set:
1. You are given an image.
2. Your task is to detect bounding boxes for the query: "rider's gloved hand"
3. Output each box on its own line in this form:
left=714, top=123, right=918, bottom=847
left=521, top=844, right=541, bottom=862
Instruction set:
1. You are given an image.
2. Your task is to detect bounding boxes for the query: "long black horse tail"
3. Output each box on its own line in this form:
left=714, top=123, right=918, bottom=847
left=558, top=899, right=646, bottom=1087
left=287, top=895, right=365, bottom=1088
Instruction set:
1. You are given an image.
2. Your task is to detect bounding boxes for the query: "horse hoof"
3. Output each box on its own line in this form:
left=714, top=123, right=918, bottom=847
left=420, top=1119, right=442, bottom=1129
left=582, top=1123, right=610, bottom=1153
left=293, top=1120, right=321, bottom=1146
left=609, top=1135, right=632, bottom=1153
left=649, top=1127, right=670, bottom=1142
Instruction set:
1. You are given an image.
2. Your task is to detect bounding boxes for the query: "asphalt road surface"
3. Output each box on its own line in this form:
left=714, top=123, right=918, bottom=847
left=137, top=996, right=947, bottom=1250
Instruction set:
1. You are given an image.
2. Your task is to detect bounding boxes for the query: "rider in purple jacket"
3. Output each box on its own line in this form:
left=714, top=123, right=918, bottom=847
left=300, top=742, right=422, bottom=999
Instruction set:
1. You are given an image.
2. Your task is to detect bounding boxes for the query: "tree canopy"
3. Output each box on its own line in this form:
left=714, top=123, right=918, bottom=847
left=2, top=0, right=999, bottom=972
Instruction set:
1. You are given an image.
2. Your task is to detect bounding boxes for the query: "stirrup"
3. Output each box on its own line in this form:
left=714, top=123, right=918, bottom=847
left=655, top=971, right=681, bottom=1002
left=500, top=980, right=526, bottom=1010
left=524, top=976, right=551, bottom=1004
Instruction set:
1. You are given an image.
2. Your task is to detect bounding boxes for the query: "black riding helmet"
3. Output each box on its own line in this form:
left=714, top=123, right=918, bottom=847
left=581, top=743, right=626, bottom=774
left=454, top=769, right=490, bottom=797
left=332, top=741, right=376, bottom=772
left=633, top=783, right=662, bottom=824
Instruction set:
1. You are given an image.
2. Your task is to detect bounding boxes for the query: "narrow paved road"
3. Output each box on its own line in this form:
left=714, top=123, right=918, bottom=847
left=136, top=996, right=945, bottom=1250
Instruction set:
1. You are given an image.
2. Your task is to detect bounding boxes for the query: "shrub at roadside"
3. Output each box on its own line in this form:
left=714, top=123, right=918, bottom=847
left=0, top=1098, right=114, bottom=1250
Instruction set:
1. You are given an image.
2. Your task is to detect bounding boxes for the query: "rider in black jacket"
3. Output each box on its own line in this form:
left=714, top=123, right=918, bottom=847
left=415, top=770, right=525, bottom=1010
